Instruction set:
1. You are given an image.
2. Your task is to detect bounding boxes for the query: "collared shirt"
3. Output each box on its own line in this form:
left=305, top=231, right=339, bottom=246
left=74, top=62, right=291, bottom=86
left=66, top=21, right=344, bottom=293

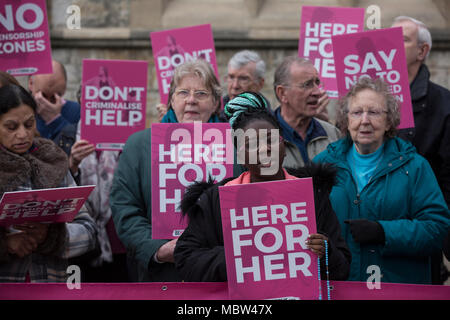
left=275, top=107, right=327, bottom=164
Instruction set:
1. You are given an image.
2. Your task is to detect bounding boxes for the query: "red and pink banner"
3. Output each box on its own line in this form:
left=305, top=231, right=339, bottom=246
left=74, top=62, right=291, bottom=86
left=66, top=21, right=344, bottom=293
left=332, top=27, right=415, bottom=129
left=0, top=0, right=52, bottom=76
left=219, top=178, right=319, bottom=300
left=298, top=6, right=365, bottom=98
left=81, top=59, right=148, bottom=150
left=151, top=122, right=234, bottom=239
left=150, top=24, right=219, bottom=105
left=0, top=185, right=94, bottom=226
left=1, top=281, right=448, bottom=300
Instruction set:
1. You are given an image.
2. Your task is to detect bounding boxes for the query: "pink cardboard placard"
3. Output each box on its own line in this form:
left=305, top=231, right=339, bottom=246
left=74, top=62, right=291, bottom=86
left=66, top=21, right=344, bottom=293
left=219, top=178, right=319, bottom=300
left=81, top=59, right=148, bottom=150
left=0, top=0, right=52, bottom=76
left=298, top=6, right=365, bottom=98
left=151, top=122, right=234, bottom=239
left=332, top=27, right=414, bottom=129
left=150, top=24, right=219, bottom=105
left=0, top=185, right=95, bottom=226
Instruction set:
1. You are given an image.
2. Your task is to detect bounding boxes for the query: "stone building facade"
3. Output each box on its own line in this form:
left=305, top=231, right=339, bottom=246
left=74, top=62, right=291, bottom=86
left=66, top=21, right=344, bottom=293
left=33, top=0, right=450, bottom=124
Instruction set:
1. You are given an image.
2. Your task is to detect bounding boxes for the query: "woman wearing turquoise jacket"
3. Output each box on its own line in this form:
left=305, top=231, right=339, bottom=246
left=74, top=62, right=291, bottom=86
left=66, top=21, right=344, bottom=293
left=314, top=77, right=449, bottom=284
left=109, top=60, right=223, bottom=281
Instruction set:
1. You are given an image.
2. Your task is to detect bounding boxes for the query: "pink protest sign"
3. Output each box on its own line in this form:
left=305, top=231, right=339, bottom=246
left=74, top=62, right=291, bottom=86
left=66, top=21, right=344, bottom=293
left=151, top=122, right=234, bottom=239
left=298, top=6, right=365, bottom=99
left=219, top=178, right=319, bottom=300
left=0, top=185, right=95, bottom=226
left=81, top=59, right=148, bottom=150
left=332, top=27, right=414, bottom=129
left=150, top=24, right=219, bottom=105
left=0, top=0, right=52, bottom=76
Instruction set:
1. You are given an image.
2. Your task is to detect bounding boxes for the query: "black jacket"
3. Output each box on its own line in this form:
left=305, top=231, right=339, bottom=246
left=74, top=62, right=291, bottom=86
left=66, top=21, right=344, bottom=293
left=174, top=163, right=351, bottom=282
left=397, top=64, right=450, bottom=276
left=398, top=64, right=450, bottom=207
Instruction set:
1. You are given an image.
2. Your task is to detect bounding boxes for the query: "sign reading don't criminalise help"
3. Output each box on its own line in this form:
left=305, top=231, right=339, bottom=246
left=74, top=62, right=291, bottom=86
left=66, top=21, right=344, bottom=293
left=151, top=122, right=234, bottom=239
left=219, top=178, right=320, bottom=300
left=81, top=59, right=148, bottom=150
left=0, top=185, right=95, bottom=226
left=150, top=24, right=219, bottom=105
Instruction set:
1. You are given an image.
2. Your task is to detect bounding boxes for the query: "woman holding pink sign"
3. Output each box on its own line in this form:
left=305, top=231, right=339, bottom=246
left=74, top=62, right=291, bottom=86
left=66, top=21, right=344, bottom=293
left=110, top=59, right=224, bottom=281
left=314, top=77, right=449, bottom=284
left=174, top=92, right=351, bottom=282
left=0, top=84, right=98, bottom=282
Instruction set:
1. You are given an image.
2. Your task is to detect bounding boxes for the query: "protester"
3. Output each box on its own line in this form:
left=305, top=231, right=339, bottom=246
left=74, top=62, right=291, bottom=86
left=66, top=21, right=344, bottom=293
left=28, top=60, right=79, bottom=155
left=392, top=16, right=450, bottom=282
left=110, top=59, right=223, bottom=281
left=0, top=84, right=97, bottom=282
left=273, top=56, right=340, bottom=169
left=314, top=77, right=450, bottom=284
left=66, top=85, right=128, bottom=282
left=174, top=92, right=351, bottom=282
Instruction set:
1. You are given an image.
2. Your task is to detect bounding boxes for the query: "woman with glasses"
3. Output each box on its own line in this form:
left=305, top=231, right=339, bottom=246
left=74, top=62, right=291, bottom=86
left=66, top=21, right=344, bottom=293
left=314, top=77, right=449, bottom=284
left=174, top=92, right=351, bottom=282
left=110, top=59, right=223, bottom=282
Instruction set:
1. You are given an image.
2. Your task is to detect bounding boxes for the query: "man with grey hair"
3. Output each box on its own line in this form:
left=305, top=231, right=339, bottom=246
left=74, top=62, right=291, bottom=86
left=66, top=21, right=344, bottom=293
left=224, top=50, right=268, bottom=104
left=393, top=16, right=450, bottom=284
left=273, top=56, right=340, bottom=168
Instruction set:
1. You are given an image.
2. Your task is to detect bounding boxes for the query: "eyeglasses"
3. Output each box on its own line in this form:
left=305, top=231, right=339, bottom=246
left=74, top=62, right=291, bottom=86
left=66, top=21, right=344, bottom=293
left=174, top=89, right=211, bottom=101
left=285, top=78, right=322, bottom=91
left=225, top=75, right=253, bottom=86
left=348, top=109, right=388, bottom=119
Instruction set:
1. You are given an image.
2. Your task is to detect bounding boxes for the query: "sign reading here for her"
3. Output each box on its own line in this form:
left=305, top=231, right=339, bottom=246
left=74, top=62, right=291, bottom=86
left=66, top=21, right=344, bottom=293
left=298, top=5, right=365, bottom=98
left=219, top=178, right=319, bottom=300
left=0, top=185, right=95, bottom=226
left=151, top=123, right=234, bottom=239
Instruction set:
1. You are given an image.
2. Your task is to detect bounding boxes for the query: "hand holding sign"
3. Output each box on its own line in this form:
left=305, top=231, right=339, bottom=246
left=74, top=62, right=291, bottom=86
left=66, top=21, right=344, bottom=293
left=6, top=232, right=38, bottom=258
left=306, top=233, right=329, bottom=258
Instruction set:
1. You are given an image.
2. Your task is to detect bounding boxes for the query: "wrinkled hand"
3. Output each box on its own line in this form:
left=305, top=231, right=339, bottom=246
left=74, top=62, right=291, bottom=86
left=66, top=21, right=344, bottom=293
left=156, top=103, right=169, bottom=122
left=316, top=89, right=329, bottom=122
left=34, top=91, right=64, bottom=124
left=69, top=140, right=95, bottom=174
left=156, top=238, right=178, bottom=263
left=14, top=222, right=49, bottom=245
left=6, top=232, right=38, bottom=258
left=306, top=233, right=329, bottom=258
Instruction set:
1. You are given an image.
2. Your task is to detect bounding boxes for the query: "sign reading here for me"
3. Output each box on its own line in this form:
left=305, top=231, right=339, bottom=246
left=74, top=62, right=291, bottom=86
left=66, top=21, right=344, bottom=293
left=219, top=178, right=319, bottom=300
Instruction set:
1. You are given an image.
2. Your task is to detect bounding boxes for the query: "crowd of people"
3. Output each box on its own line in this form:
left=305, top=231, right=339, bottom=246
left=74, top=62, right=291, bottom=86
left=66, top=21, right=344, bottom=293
left=0, top=16, right=449, bottom=288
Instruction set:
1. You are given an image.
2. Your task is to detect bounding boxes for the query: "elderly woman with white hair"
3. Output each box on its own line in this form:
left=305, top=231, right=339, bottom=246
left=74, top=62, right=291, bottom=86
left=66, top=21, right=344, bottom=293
left=314, top=77, right=449, bottom=284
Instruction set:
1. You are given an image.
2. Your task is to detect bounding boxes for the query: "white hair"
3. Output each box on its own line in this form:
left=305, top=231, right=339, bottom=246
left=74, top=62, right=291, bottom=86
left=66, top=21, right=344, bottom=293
left=228, top=50, right=266, bottom=80
left=393, top=16, right=432, bottom=58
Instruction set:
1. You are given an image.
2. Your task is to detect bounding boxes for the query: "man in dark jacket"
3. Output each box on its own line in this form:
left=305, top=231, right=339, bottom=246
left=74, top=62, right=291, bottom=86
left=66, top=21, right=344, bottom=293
left=393, top=16, right=450, bottom=283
